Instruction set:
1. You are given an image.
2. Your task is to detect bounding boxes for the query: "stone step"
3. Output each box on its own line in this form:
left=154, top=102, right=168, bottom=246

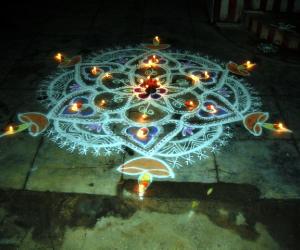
left=243, top=11, right=300, bottom=50
left=209, top=0, right=300, bottom=24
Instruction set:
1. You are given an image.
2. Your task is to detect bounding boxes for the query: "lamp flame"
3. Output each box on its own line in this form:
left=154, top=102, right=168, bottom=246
left=153, top=36, right=160, bottom=46
left=137, top=127, right=148, bottom=139
left=70, top=102, right=80, bottom=112
left=137, top=173, right=151, bottom=200
left=91, top=66, right=100, bottom=75
left=190, top=74, right=199, bottom=83
left=207, top=104, right=217, bottom=113
left=151, top=55, right=159, bottom=63
left=54, top=53, right=63, bottom=63
left=100, top=99, right=106, bottom=107
left=244, top=60, right=256, bottom=70
left=185, top=100, right=196, bottom=110
left=138, top=184, right=146, bottom=200
left=103, top=72, right=112, bottom=79
left=144, top=59, right=155, bottom=68
left=204, top=71, right=210, bottom=79
left=7, top=125, right=14, bottom=134
left=273, top=122, right=292, bottom=133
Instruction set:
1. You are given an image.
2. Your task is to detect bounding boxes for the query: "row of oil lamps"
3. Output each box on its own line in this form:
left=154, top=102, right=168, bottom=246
left=55, top=51, right=255, bottom=85
left=51, top=52, right=288, bottom=138
left=134, top=121, right=291, bottom=141
left=55, top=53, right=112, bottom=78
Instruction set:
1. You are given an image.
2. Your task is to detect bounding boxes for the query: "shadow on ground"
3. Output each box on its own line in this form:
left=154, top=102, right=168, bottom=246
left=0, top=182, right=299, bottom=249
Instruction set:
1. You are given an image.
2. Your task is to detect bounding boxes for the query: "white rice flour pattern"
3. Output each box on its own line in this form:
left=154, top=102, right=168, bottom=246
left=35, top=46, right=261, bottom=191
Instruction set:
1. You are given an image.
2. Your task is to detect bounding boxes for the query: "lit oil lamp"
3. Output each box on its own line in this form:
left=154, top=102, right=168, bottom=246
left=147, top=59, right=154, bottom=68
left=244, top=60, right=256, bottom=70
left=54, top=53, right=63, bottom=63
left=237, top=60, right=256, bottom=71
left=91, top=66, right=101, bottom=76
left=155, top=77, right=160, bottom=84
left=149, top=55, right=159, bottom=64
left=141, top=113, right=148, bottom=120
left=54, top=52, right=71, bottom=64
left=7, top=125, right=14, bottom=134
left=138, top=172, right=151, bottom=200
left=102, top=72, right=112, bottom=79
left=185, top=100, right=196, bottom=111
left=153, top=36, right=160, bottom=46
left=206, top=104, right=217, bottom=114
left=144, top=76, right=160, bottom=95
left=99, top=99, right=107, bottom=108
left=202, top=71, right=210, bottom=79
left=189, top=74, right=200, bottom=84
left=263, top=122, right=292, bottom=133
left=136, top=127, right=149, bottom=140
left=142, top=58, right=157, bottom=69
left=117, top=157, right=175, bottom=201
left=0, top=123, right=30, bottom=138
left=244, top=113, right=292, bottom=136
left=273, top=123, right=284, bottom=130
left=70, top=102, right=82, bottom=112
left=227, top=60, right=256, bottom=77
left=199, top=71, right=211, bottom=82
left=145, top=36, right=170, bottom=50
left=137, top=113, right=149, bottom=124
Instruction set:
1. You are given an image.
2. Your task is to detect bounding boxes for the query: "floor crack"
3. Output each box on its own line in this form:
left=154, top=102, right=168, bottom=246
left=213, top=153, right=220, bottom=182
left=22, top=137, right=44, bottom=190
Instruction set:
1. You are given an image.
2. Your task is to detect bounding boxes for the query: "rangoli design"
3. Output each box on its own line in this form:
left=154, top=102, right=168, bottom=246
left=39, top=47, right=261, bottom=162
left=1, top=39, right=292, bottom=199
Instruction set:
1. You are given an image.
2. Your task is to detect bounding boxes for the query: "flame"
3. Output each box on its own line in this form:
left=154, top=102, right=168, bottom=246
left=70, top=102, right=80, bottom=112
left=204, top=71, right=210, bottom=79
left=155, top=77, right=160, bottom=85
left=152, top=55, right=159, bottom=63
left=137, top=127, right=148, bottom=139
left=277, top=123, right=284, bottom=130
left=91, top=66, right=100, bottom=75
left=137, top=173, right=151, bottom=200
left=190, top=74, right=199, bottom=83
left=244, top=60, right=256, bottom=70
left=7, top=125, right=14, bottom=134
left=100, top=99, right=106, bottom=106
left=153, top=36, right=160, bottom=46
left=103, top=72, right=112, bottom=79
left=207, top=104, right=217, bottom=113
left=274, top=122, right=291, bottom=133
left=138, top=184, right=145, bottom=200
left=142, top=114, right=148, bottom=119
left=185, top=100, right=196, bottom=110
left=144, top=59, right=155, bottom=68
left=54, top=53, right=63, bottom=63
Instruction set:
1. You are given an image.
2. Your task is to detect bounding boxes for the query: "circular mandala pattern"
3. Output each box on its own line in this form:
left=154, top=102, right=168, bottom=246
left=39, top=47, right=261, bottom=168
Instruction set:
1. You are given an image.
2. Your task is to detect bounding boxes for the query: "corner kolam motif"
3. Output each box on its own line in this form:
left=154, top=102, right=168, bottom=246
left=1, top=37, right=292, bottom=199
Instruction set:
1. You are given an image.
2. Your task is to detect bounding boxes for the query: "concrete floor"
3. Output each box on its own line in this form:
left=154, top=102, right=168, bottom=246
left=0, top=0, right=300, bottom=249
